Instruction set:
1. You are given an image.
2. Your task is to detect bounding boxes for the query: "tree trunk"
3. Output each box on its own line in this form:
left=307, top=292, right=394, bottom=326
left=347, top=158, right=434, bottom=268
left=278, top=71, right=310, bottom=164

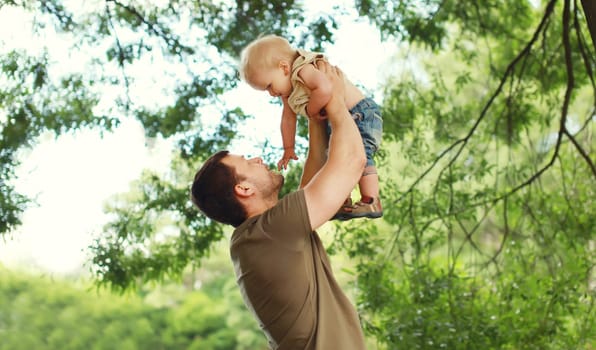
left=581, top=0, right=596, bottom=53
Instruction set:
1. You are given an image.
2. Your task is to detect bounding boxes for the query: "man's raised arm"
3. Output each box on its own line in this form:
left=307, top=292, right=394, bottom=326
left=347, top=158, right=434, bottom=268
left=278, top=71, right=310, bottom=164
left=299, top=117, right=328, bottom=189
left=302, top=63, right=366, bottom=230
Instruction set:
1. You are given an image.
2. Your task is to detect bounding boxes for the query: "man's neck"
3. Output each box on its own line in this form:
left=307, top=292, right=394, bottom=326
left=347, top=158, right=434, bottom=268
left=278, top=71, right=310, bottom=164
left=244, top=195, right=279, bottom=219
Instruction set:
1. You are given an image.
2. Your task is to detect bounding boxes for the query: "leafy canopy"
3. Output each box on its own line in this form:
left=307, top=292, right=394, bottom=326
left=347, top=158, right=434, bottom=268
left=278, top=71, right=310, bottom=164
left=0, top=1, right=594, bottom=348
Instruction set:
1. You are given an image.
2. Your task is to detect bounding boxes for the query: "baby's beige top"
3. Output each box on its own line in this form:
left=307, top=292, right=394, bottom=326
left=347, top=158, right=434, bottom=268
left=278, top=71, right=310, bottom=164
left=287, top=49, right=327, bottom=118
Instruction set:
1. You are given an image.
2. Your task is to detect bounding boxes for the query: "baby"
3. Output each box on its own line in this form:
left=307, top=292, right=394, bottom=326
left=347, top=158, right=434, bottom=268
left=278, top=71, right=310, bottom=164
left=239, top=35, right=383, bottom=220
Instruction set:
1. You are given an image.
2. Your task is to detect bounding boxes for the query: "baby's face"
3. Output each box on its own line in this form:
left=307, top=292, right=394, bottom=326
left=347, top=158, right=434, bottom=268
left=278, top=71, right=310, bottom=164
left=250, top=64, right=292, bottom=98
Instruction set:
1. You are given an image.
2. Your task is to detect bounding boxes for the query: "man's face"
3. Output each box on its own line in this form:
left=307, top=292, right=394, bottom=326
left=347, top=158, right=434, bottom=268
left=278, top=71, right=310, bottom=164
left=222, top=154, right=284, bottom=197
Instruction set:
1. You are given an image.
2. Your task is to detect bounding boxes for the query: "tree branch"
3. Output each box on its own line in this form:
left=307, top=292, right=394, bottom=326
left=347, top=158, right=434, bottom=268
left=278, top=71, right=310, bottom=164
left=576, top=108, right=595, bottom=135
left=557, top=156, right=582, bottom=223
left=437, top=0, right=585, bottom=212
left=580, top=0, right=596, bottom=52
left=105, top=2, right=132, bottom=109
left=393, top=0, right=558, bottom=205
left=487, top=197, right=509, bottom=265
left=564, top=129, right=596, bottom=176
left=575, top=0, right=596, bottom=93
left=560, top=0, right=596, bottom=177
left=448, top=0, right=585, bottom=215
left=105, top=0, right=188, bottom=53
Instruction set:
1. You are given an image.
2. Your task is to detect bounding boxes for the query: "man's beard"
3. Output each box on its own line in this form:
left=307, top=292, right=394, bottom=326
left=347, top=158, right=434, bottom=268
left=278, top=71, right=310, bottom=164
left=270, top=172, right=284, bottom=197
left=256, top=172, right=285, bottom=200
left=275, top=173, right=285, bottom=190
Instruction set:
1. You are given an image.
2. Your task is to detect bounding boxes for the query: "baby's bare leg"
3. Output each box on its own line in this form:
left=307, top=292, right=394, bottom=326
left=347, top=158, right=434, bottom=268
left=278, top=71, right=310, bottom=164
left=358, top=166, right=379, bottom=199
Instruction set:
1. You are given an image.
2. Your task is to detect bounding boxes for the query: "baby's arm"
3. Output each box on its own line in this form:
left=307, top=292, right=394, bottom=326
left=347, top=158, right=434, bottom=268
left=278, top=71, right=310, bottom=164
left=299, top=63, right=333, bottom=119
left=278, top=98, right=299, bottom=170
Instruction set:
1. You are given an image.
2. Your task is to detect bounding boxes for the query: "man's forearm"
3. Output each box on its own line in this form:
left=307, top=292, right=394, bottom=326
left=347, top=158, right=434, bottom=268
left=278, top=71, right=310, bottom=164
left=325, top=95, right=365, bottom=178
left=300, top=118, right=328, bottom=188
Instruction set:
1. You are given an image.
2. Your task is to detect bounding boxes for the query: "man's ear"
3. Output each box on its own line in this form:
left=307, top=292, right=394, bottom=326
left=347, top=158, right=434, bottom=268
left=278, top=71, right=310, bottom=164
left=234, top=183, right=254, bottom=198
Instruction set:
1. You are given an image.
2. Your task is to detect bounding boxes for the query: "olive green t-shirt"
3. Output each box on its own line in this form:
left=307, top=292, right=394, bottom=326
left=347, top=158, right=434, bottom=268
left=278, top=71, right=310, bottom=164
left=230, top=190, right=366, bottom=350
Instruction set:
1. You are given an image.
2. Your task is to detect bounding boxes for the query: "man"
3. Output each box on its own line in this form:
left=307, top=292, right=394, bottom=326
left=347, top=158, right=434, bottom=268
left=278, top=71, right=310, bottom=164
left=191, top=61, right=367, bottom=349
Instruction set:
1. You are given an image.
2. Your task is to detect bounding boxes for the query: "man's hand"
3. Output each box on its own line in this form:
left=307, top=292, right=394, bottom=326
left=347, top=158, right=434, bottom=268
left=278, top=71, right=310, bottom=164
left=314, top=61, right=345, bottom=117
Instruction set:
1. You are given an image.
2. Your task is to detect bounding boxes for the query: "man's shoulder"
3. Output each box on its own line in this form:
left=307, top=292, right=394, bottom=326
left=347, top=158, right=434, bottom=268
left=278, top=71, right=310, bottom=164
left=233, top=190, right=306, bottom=235
left=231, top=189, right=311, bottom=251
left=267, top=190, right=306, bottom=221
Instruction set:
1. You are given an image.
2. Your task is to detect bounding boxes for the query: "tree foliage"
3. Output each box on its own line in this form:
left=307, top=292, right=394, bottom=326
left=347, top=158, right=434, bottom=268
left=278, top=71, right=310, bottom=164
left=0, top=265, right=267, bottom=349
left=342, top=0, right=595, bottom=348
left=0, top=0, right=594, bottom=348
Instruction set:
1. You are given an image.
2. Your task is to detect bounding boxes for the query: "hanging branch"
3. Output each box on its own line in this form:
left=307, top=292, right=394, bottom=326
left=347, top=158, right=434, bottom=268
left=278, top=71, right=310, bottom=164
left=574, top=0, right=596, bottom=92
left=564, top=129, right=596, bottom=176
left=569, top=0, right=596, bottom=177
left=561, top=0, right=596, bottom=177
left=486, top=0, right=584, bottom=202
left=104, top=2, right=132, bottom=110
left=392, top=0, right=558, bottom=205
left=579, top=0, right=596, bottom=52
left=557, top=156, right=582, bottom=223
left=395, top=0, right=594, bottom=233
left=105, top=0, right=191, bottom=54
left=487, top=197, right=509, bottom=265
left=577, top=108, right=596, bottom=135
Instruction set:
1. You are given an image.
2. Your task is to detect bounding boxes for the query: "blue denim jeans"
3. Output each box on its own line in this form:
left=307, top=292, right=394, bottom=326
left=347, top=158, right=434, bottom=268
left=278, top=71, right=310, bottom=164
left=327, top=97, right=383, bottom=167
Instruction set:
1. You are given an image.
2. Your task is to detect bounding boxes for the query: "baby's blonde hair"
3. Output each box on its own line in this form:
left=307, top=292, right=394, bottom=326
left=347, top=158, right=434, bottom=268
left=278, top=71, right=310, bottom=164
left=239, top=35, right=297, bottom=86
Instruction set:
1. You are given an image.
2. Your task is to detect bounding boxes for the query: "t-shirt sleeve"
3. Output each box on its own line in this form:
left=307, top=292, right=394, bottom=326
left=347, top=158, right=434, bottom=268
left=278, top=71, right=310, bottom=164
left=259, top=189, right=312, bottom=251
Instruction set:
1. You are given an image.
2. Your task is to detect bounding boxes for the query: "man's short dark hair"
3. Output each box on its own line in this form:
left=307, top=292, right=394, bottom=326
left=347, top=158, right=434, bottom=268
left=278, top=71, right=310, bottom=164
left=191, top=150, right=247, bottom=227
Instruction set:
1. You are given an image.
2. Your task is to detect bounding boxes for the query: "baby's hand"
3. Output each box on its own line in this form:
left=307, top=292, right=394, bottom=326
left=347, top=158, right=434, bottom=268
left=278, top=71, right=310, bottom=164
left=277, top=148, right=299, bottom=170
